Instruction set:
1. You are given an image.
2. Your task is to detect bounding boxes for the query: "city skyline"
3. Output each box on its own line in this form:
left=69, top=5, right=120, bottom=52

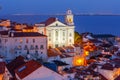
left=0, top=0, right=120, bottom=15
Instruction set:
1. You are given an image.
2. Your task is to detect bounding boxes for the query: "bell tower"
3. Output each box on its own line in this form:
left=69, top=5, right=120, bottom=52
left=65, top=9, right=74, bottom=26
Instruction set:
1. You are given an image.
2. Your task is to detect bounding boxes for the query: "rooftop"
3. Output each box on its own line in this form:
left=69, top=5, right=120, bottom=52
left=0, top=62, right=6, bottom=74
left=15, top=60, right=41, bottom=79
left=6, top=56, right=25, bottom=76
left=0, top=31, right=47, bottom=37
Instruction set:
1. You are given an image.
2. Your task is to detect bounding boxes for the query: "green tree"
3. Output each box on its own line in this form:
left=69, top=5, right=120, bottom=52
left=74, top=31, right=82, bottom=45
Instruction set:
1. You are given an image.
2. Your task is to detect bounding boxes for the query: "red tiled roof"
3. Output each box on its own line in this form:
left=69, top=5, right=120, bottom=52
left=45, top=17, right=57, bottom=26
left=15, top=60, right=42, bottom=79
left=47, top=49, right=60, bottom=57
left=6, top=56, right=25, bottom=76
left=0, top=62, right=6, bottom=74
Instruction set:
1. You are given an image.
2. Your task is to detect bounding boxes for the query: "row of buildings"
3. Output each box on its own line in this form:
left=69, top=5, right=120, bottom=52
left=0, top=10, right=76, bottom=61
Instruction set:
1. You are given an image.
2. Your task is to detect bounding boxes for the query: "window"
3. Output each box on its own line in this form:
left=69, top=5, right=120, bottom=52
left=42, top=32, right=43, bottom=34
left=24, top=45, right=28, bottom=50
left=26, top=39, right=28, bottom=43
left=35, top=51, right=39, bottom=56
left=56, top=31, right=58, bottom=37
left=56, top=38, right=58, bottom=40
left=69, top=33, right=72, bottom=37
left=20, top=39, right=23, bottom=43
left=49, top=33, right=51, bottom=37
left=33, top=39, right=35, bottom=43
left=55, top=44, right=58, bottom=48
left=69, top=39, right=71, bottom=42
left=56, top=23, right=58, bottom=26
left=15, top=51, right=17, bottom=54
left=49, top=38, right=51, bottom=41
left=63, top=32, right=65, bottom=36
left=18, top=45, right=22, bottom=50
left=35, top=45, right=38, bottom=49
left=30, top=45, right=34, bottom=50
left=40, top=45, right=44, bottom=49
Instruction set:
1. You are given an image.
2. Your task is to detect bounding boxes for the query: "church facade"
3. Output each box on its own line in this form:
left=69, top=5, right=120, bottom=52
left=35, top=10, right=75, bottom=48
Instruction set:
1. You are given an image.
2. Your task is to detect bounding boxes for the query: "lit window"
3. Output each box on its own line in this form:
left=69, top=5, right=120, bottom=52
left=18, top=45, right=22, bottom=50
left=20, top=39, right=23, bottom=43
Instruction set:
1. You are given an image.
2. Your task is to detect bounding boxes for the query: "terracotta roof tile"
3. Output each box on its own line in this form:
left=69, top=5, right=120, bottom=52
left=45, top=17, right=57, bottom=26
left=6, top=56, right=25, bottom=76
left=15, top=60, right=41, bottom=79
left=47, top=49, right=60, bottom=57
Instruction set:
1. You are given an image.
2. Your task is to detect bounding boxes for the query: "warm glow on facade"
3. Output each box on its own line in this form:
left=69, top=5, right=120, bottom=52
left=0, top=74, right=3, bottom=80
left=0, top=20, right=10, bottom=27
left=85, top=51, right=89, bottom=56
left=73, top=56, right=87, bottom=66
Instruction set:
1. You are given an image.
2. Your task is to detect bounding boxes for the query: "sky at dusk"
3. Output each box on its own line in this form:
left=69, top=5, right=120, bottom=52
left=0, top=0, right=120, bottom=15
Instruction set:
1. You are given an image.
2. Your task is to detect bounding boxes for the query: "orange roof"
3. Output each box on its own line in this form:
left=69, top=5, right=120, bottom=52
left=15, top=60, right=41, bottom=79
left=47, top=49, right=60, bottom=57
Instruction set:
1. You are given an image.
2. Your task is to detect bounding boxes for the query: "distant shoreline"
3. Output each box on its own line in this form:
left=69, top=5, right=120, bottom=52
left=1, top=14, right=120, bottom=16
left=9, top=14, right=120, bottom=16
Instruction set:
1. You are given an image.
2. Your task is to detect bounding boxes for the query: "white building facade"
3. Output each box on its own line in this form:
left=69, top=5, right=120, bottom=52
left=35, top=10, right=75, bottom=48
left=0, top=31, right=47, bottom=61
